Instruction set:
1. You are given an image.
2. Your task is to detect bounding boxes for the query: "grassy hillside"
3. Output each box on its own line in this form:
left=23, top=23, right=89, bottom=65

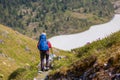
left=0, top=24, right=39, bottom=80
left=0, top=0, right=114, bottom=38
left=48, top=30, right=120, bottom=80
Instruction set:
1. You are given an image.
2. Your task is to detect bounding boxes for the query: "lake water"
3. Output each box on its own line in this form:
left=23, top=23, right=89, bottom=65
left=49, top=14, right=120, bottom=51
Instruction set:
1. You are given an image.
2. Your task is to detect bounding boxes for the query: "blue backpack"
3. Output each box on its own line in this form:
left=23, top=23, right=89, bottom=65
left=38, top=34, right=49, bottom=51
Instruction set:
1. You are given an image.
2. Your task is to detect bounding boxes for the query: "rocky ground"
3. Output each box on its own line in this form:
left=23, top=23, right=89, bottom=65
left=34, top=71, right=50, bottom=80
left=48, top=56, right=120, bottom=80
left=113, top=0, right=120, bottom=14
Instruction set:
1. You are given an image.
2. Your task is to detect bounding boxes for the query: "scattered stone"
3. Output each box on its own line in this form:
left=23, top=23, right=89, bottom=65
left=2, top=61, right=7, bottom=65
left=0, top=53, right=8, bottom=58
left=0, top=39, right=4, bottom=44
left=104, top=63, right=107, bottom=67
left=89, top=73, right=96, bottom=79
left=15, top=31, right=19, bottom=34
left=56, top=56, right=66, bottom=60
left=8, top=57, right=14, bottom=61
left=49, top=54, right=57, bottom=61
left=112, top=73, right=120, bottom=80
left=86, top=42, right=90, bottom=45
left=24, top=63, right=30, bottom=69
left=8, top=64, right=11, bottom=67
left=115, top=8, right=120, bottom=14
left=113, top=1, right=120, bottom=14
left=0, top=73, right=4, bottom=78
left=34, top=70, right=51, bottom=80
left=103, top=57, right=114, bottom=70
left=2, top=31, right=9, bottom=38
left=25, top=46, right=31, bottom=51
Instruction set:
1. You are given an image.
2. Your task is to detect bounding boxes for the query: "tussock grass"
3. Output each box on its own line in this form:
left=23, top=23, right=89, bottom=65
left=0, top=24, right=39, bottom=80
left=49, top=31, right=120, bottom=79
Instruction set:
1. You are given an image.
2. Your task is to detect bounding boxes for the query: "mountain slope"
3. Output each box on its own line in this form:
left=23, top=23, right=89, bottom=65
left=0, top=0, right=114, bottom=38
left=48, top=30, right=120, bottom=80
left=0, top=24, right=39, bottom=80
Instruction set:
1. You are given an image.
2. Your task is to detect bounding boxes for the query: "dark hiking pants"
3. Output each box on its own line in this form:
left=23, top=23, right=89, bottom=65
left=40, top=50, right=49, bottom=71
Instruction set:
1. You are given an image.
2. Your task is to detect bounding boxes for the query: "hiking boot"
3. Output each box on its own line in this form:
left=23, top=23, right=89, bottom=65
left=45, top=67, right=49, bottom=71
left=38, top=70, right=43, bottom=73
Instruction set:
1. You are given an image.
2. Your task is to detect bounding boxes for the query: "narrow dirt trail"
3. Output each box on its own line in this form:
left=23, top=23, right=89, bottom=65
left=34, top=70, right=51, bottom=80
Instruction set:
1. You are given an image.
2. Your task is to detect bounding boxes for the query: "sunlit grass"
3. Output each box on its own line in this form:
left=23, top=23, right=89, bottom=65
left=0, top=24, right=39, bottom=80
left=49, top=31, right=120, bottom=78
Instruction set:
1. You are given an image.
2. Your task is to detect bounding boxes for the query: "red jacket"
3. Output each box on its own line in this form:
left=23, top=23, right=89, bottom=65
left=47, top=41, right=52, bottom=48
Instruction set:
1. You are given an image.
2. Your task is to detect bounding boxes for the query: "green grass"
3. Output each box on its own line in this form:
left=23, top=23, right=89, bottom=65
left=73, top=31, right=120, bottom=65
left=0, top=24, right=40, bottom=80
left=48, top=31, right=120, bottom=79
left=1, top=23, right=120, bottom=80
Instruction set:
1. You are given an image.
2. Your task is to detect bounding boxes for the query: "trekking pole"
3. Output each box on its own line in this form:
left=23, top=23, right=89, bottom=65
left=51, top=48, right=53, bottom=55
left=50, top=47, right=55, bottom=69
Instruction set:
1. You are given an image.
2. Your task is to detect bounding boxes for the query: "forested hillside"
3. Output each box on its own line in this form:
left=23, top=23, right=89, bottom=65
left=0, top=0, right=114, bottom=38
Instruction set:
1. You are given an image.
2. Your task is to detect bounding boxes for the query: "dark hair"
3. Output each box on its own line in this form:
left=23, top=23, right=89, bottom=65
left=43, top=30, right=46, bottom=33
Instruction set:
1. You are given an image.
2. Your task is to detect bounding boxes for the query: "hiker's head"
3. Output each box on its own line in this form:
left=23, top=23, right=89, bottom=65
left=41, top=30, right=46, bottom=35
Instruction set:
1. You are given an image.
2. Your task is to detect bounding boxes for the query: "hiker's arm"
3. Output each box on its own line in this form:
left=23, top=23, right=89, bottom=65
left=37, top=41, right=39, bottom=48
